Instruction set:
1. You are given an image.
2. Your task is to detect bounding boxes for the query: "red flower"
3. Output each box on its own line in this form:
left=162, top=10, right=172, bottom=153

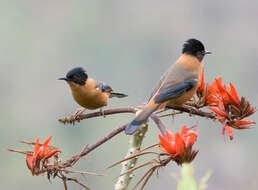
left=215, top=77, right=231, bottom=103
left=158, top=130, right=184, bottom=157
left=200, top=75, right=241, bottom=108
left=196, top=68, right=256, bottom=140
left=207, top=77, right=240, bottom=109
left=26, top=136, right=61, bottom=175
left=227, top=82, right=240, bottom=107
left=230, top=120, right=256, bottom=129
left=158, top=125, right=198, bottom=165
left=26, top=154, right=34, bottom=171
left=180, top=125, right=197, bottom=148
left=222, top=125, right=234, bottom=141
left=196, top=67, right=221, bottom=107
left=197, top=67, right=242, bottom=109
left=197, top=66, right=205, bottom=94
left=207, top=106, right=228, bottom=118
left=205, top=79, right=221, bottom=106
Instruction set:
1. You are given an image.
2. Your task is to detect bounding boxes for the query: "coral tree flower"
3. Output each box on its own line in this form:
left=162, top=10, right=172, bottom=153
left=26, top=136, right=61, bottom=175
left=222, top=125, right=234, bottom=141
left=197, top=67, right=220, bottom=106
left=180, top=125, right=197, bottom=148
left=229, top=120, right=256, bottom=129
left=206, top=79, right=256, bottom=140
left=197, top=69, right=242, bottom=108
left=158, top=125, right=198, bottom=165
left=197, top=66, right=205, bottom=95
left=158, top=130, right=184, bottom=157
left=197, top=67, right=256, bottom=140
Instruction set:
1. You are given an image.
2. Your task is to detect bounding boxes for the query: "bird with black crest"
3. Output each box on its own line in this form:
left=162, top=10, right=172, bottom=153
left=125, top=38, right=211, bottom=135
left=59, top=67, right=127, bottom=118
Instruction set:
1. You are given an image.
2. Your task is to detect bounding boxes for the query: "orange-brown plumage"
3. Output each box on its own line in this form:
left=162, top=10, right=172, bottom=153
left=125, top=39, right=211, bottom=135
left=67, top=78, right=110, bottom=110
left=59, top=67, right=127, bottom=111
left=158, top=54, right=202, bottom=108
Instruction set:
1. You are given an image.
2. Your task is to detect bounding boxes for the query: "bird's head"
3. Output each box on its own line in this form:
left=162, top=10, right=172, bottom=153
left=182, top=39, right=211, bottom=61
left=59, top=67, right=88, bottom=85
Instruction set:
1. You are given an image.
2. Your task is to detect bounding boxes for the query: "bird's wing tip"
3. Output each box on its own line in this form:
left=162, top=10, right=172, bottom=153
left=125, top=120, right=145, bottom=135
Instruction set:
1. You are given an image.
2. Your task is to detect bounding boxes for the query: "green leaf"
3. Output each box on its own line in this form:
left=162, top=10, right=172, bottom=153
left=172, top=163, right=212, bottom=190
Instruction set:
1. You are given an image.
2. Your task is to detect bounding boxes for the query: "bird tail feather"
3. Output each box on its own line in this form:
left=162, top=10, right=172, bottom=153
left=125, top=103, right=158, bottom=135
left=110, top=92, right=128, bottom=98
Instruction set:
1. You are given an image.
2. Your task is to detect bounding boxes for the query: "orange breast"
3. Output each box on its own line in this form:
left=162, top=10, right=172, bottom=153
left=68, top=78, right=109, bottom=110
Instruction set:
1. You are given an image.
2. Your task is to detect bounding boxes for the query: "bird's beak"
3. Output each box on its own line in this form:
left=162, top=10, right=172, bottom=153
left=204, top=50, right=212, bottom=55
left=58, top=77, right=68, bottom=81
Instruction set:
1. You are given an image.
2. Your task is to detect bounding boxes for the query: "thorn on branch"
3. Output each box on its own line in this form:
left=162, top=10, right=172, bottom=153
left=58, top=107, right=137, bottom=125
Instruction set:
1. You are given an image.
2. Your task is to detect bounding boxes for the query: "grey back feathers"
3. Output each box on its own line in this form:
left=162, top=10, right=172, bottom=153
left=154, top=79, right=197, bottom=103
left=95, top=82, right=113, bottom=92
left=149, top=63, right=198, bottom=102
left=159, top=63, right=198, bottom=92
left=95, top=80, right=128, bottom=98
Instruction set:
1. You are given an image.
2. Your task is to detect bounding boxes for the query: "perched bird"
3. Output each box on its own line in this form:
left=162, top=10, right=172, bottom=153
left=125, top=39, right=211, bottom=135
left=59, top=67, right=127, bottom=116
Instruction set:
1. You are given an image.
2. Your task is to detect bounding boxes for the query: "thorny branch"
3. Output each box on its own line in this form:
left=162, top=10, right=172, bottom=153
left=150, top=115, right=166, bottom=136
left=59, top=104, right=216, bottom=126
left=6, top=104, right=219, bottom=189
left=57, top=104, right=216, bottom=167
left=62, top=123, right=128, bottom=168
left=109, top=143, right=174, bottom=190
left=57, top=104, right=215, bottom=167
left=57, top=104, right=215, bottom=189
left=166, top=105, right=216, bottom=119
left=59, top=107, right=137, bottom=124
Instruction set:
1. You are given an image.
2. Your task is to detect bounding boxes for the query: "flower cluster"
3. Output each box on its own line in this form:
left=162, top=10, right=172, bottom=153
left=158, top=125, right=198, bottom=165
left=26, top=136, right=61, bottom=175
left=197, top=67, right=256, bottom=140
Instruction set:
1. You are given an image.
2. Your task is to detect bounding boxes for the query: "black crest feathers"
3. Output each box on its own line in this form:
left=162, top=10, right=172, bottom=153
left=65, top=67, right=88, bottom=85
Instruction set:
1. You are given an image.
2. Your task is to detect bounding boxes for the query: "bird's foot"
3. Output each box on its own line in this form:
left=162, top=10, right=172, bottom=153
left=99, top=108, right=106, bottom=118
left=71, top=108, right=86, bottom=123
left=59, top=108, right=86, bottom=125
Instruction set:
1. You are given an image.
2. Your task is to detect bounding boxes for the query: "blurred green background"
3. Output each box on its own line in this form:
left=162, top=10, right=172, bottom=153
left=1, top=1, right=258, bottom=189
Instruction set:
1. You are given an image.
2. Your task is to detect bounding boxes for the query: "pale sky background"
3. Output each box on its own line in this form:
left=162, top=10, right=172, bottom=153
left=1, top=1, right=258, bottom=190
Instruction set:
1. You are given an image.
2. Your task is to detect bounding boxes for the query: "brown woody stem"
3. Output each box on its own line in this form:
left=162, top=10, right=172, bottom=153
left=62, top=124, right=127, bottom=168
left=60, top=105, right=215, bottom=168
left=167, top=105, right=216, bottom=119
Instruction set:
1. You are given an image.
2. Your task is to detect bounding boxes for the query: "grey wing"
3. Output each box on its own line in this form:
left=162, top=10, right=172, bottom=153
left=154, top=79, right=198, bottom=103
left=95, top=80, right=113, bottom=92
left=158, top=63, right=198, bottom=93
left=148, top=69, right=169, bottom=101
left=150, top=63, right=198, bottom=103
